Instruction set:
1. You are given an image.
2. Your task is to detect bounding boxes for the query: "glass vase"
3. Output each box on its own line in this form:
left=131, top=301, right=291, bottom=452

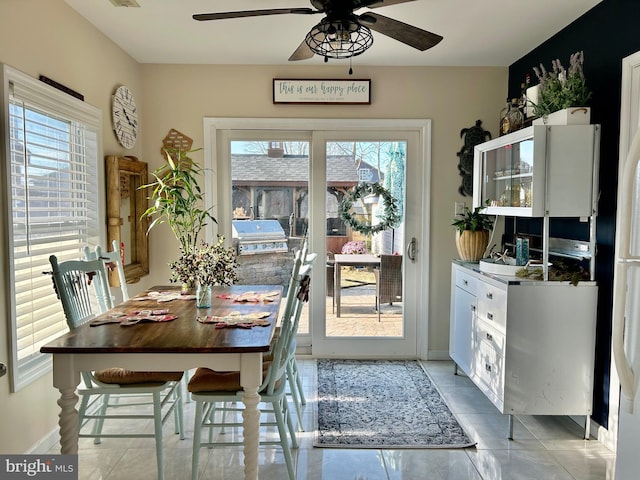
left=196, top=284, right=212, bottom=308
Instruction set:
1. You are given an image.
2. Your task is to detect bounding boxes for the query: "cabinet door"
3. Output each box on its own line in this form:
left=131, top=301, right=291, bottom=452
left=450, top=286, right=476, bottom=375
left=473, top=126, right=541, bottom=217
left=545, top=125, right=599, bottom=217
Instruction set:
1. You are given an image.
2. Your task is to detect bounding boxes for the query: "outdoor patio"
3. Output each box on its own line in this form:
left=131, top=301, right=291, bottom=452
left=294, top=268, right=404, bottom=338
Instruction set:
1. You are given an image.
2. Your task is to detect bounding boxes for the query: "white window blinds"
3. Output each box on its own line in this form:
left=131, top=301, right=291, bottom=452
left=2, top=65, right=102, bottom=391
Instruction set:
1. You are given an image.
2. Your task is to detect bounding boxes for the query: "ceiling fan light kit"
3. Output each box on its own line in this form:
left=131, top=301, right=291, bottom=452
left=305, top=19, right=374, bottom=59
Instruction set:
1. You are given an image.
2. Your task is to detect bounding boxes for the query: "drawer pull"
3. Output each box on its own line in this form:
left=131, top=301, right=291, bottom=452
left=486, top=292, right=493, bottom=299
left=486, top=332, right=493, bottom=341
left=485, top=363, right=491, bottom=372
left=487, top=312, right=494, bottom=320
left=470, top=305, right=476, bottom=312
left=463, top=279, right=468, bottom=285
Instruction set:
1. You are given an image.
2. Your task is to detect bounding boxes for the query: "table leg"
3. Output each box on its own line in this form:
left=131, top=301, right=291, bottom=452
left=240, top=353, right=263, bottom=480
left=335, top=262, right=341, bottom=317
left=52, top=355, right=80, bottom=454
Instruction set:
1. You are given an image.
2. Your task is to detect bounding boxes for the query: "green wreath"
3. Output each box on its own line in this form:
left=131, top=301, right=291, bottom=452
left=338, top=182, right=401, bottom=235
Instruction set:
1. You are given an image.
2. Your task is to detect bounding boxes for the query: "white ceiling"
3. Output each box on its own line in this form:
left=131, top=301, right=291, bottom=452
left=64, top=0, right=602, bottom=67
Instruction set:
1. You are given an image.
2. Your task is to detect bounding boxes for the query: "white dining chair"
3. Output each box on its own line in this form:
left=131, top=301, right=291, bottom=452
left=48, top=254, right=184, bottom=480
left=84, top=239, right=129, bottom=302
left=188, top=250, right=313, bottom=480
left=286, top=248, right=316, bottom=428
left=84, top=240, right=195, bottom=402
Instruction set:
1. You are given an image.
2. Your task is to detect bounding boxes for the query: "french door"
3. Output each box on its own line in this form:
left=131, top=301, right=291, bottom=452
left=206, top=119, right=431, bottom=358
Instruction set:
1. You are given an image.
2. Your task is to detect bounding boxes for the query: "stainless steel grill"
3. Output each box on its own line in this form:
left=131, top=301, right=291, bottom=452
left=232, top=220, right=288, bottom=255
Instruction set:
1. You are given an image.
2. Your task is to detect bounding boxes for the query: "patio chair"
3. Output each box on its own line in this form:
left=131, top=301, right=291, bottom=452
left=48, top=254, right=184, bottom=480
left=374, top=254, right=403, bottom=321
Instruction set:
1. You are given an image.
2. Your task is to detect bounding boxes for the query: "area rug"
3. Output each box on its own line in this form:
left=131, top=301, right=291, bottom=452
left=314, top=359, right=475, bottom=448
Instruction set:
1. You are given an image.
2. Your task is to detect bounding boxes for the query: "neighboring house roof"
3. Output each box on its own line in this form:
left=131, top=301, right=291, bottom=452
left=231, top=154, right=379, bottom=187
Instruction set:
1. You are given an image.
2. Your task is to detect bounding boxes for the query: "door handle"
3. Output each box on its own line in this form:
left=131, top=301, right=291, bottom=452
left=407, top=237, right=417, bottom=263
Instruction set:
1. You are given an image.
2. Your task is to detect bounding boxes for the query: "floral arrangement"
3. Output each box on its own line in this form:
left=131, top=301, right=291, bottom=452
left=168, top=235, right=238, bottom=287
left=341, top=240, right=367, bottom=255
left=531, top=51, right=592, bottom=117
left=338, top=182, right=401, bottom=235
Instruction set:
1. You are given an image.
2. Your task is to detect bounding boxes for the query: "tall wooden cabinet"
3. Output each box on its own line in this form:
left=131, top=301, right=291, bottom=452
left=450, top=124, right=601, bottom=438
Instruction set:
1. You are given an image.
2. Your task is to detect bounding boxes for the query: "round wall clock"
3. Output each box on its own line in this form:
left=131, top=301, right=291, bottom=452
left=111, top=85, right=138, bottom=149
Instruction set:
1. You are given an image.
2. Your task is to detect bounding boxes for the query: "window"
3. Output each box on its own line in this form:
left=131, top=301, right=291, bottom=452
left=2, top=65, right=101, bottom=391
left=358, top=167, right=372, bottom=182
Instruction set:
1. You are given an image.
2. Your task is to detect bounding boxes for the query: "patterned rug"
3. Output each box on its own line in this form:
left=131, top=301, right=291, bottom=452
left=314, top=359, right=475, bottom=448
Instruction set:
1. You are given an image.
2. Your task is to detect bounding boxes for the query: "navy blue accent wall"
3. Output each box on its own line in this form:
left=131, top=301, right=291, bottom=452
left=507, top=0, right=640, bottom=428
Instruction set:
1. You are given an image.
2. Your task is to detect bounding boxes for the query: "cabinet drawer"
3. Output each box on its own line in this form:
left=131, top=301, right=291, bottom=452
left=477, top=282, right=506, bottom=328
left=476, top=340, right=504, bottom=400
left=455, top=269, right=477, bottom=294
left=476, top=318, right=505, bottom=357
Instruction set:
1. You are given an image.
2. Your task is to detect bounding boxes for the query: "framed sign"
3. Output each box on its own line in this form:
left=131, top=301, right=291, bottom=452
left=273, top=79, right=371, bottom=104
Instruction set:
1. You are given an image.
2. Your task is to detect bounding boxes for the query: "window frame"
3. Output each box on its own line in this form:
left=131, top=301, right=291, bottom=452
left=1, top=64, right=103, bottom=391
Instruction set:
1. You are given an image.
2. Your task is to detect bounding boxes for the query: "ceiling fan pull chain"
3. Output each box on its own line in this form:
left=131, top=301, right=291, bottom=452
left=349, top=57, right=353, bottom=75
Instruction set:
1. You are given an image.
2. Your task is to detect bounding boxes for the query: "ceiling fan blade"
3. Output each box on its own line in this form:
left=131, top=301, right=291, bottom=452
left=289, top=40, right=315, bottom=61
left=364, top=0, right=418, bottom=9
left=359, top=12, right=443, bottom=51
left=193, top=8, right=318, bottom=21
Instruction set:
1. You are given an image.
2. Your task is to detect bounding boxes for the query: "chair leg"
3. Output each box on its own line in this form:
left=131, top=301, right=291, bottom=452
left=152, top=391, right=164, bottom=480
left=192, top=400, right=204, bottom=480
left=274, top=399, right=296, bottom=480
left=282, top=398, right=298, bottom=450
left=218, top=402, right=228, bottom=436
left=78, top=393, right=91, bottom=430
left=175, top=383, right=185, bottom=439
left=209, top=403, right=218, bottom=442
left=286, top=362, right=304, bottom=430
left=292, top=359, right=306, bottom=406
left=183, top=370, right=191, bottom=403
left=92, top=393, right=110, bottom=444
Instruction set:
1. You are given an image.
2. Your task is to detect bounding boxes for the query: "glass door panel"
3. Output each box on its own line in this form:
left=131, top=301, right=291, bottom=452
left=229, top=136, right=310, bottom=335
left=481, top=138, right=534, bottom=209
left=311, top=129, right=421, bottom=358
left=325, top=140, right=405, bottom=338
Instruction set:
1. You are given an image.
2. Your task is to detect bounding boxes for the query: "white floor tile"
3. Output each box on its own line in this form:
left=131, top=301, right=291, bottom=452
left=60, top=358, right=616, bottom=480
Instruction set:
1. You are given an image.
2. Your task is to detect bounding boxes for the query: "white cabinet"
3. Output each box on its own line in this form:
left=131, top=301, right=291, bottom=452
left=450, top=262, right=597, bottom=437
left=473, top=125, right=600, bottom=218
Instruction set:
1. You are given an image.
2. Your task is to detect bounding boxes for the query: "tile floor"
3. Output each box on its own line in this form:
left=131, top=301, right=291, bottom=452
left=52, top=359, right=617, bottom=479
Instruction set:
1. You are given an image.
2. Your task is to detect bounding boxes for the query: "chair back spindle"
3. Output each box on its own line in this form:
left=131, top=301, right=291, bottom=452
left=49, top=255, right=113, bottom=329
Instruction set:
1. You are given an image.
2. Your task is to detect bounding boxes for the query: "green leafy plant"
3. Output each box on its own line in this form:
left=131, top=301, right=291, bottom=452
left=531, top=51, right=592, bottom=117
left=451, top=203, right=494, bottom=233
left=140, top=148, right=216, bottom=255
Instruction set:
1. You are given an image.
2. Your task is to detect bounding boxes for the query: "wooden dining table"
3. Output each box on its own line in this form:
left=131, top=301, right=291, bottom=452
left=333, top=254, right=381, bottom=317
left=41, top=284, right=282, bottom=480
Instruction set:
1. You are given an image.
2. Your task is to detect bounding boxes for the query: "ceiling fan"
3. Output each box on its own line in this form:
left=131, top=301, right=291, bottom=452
left=193, top=0, right=443, bottom=61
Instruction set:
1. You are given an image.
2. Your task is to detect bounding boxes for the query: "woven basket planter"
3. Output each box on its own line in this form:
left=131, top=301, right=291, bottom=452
left=455, top=230, right=489, bottom=262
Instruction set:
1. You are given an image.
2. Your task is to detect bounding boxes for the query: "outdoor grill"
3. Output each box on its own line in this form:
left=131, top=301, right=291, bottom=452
left=232, top=219, right=288, bottom=255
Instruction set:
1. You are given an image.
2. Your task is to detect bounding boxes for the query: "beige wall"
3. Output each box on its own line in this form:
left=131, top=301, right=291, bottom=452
left=0, top=0, right=143, bottom=454
left=0, top=0, right=507, bottom=453
left=139, top=64, right=507, bottom=359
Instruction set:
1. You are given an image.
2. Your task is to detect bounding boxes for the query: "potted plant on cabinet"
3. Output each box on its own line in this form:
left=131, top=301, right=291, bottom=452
left=451, top=204, right=494, bottom=262
left=530, top=50, right=592, bottom=124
